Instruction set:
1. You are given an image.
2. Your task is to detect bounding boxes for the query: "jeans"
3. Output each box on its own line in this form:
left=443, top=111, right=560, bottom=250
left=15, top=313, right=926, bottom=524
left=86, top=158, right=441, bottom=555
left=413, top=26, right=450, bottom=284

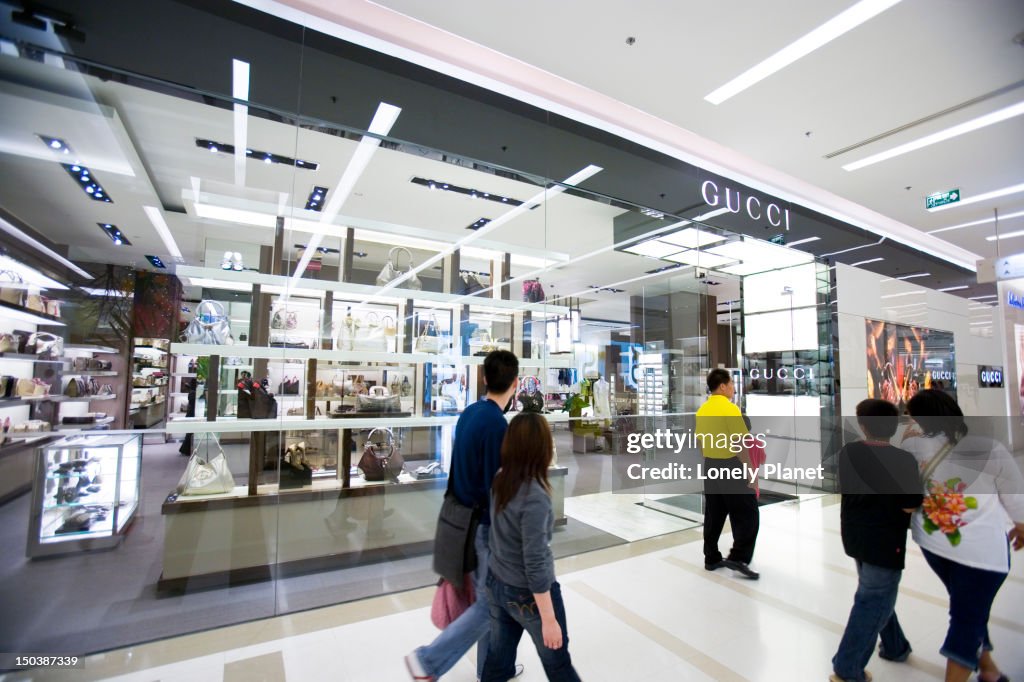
left=832, top=561, right=910, bottom=681
left=480, top=575, right=580, bottom=682
left=416, top=524, right=492, bottom=679
left=922, top=548, right=1008, bottom=671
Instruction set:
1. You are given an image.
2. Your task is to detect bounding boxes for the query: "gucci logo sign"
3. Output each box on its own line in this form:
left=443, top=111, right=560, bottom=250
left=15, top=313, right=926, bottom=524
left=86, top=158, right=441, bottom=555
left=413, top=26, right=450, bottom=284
left=702, top=180, right=791, bottom=230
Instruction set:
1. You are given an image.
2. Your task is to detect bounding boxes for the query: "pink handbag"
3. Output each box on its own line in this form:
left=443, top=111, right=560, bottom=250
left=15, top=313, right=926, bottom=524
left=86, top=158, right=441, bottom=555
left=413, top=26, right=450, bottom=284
left=430, top=576, right=475, bottom=629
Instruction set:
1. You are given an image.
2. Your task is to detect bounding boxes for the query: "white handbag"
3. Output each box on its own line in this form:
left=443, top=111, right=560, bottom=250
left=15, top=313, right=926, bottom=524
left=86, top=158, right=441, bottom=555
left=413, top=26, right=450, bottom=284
left=351, top=312, right=387, bottom=352
left=177, top=435, right=235, bottom=496
left=376, top=247, right=422, bottom=290
left=414, top=315, right=447, bottom=354
left=181, top=300, right=234, bottom=345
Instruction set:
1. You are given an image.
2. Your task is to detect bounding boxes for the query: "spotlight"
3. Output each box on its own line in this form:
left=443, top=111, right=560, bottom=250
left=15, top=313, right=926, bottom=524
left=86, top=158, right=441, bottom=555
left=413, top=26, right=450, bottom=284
left=145, top=255, right=166, bottom=269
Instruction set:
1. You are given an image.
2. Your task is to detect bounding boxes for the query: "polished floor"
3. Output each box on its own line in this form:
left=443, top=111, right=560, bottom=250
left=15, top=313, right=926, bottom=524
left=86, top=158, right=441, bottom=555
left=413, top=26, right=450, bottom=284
left=7, top=496, right=1023, bottom=681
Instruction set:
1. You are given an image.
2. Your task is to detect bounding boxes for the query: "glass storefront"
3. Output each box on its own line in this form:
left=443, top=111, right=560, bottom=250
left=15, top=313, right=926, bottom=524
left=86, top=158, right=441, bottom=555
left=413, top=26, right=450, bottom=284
left=0, top=1, right=848, bottom=660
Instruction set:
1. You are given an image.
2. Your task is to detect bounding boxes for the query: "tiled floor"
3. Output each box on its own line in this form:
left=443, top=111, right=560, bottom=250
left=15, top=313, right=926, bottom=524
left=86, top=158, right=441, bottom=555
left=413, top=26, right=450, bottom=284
left=7, top=496, right=1024, bottom=681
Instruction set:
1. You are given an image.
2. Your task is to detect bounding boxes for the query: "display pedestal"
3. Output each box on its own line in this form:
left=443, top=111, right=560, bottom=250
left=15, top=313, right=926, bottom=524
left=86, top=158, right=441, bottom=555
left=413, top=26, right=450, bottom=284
left=158, top=467, right=568, bottom=591
left=572, top=431, right=597, bottom=453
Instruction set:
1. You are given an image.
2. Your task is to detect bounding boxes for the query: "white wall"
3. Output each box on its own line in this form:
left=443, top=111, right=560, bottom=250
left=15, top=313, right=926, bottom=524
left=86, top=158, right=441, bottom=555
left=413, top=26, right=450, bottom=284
left=835, top=263, right=1005, bottom=416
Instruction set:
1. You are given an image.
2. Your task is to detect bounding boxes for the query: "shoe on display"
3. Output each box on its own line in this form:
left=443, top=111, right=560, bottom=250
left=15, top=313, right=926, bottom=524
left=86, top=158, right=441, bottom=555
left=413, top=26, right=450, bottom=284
left=232, top=252, right=243, bottom=271
left=221, top=251, right=232, bottom=270
left=404, top=651, right=434, bottom=681
left=723, top=559, right=760, bottom=580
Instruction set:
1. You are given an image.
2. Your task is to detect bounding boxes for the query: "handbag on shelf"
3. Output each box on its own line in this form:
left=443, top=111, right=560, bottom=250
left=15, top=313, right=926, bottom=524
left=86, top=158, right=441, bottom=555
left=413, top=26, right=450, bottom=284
left=351, top=312, right=387, bottom=352
left=29, top=332, right=63, bottom=359
left=64, top=378, right=85, bottom=398
left=356, top=385, right=402, bottom=413
left=382, top=316, right=397, bottom=338
left=522, top=279, right=545, bottom=303
left=278, top=377, right=300, bottom=395
left=414, top=315, right=446, bottom=354
left=45, top=299, right=61, bottom=318
left=181, top=300, right=234, bottom=345
left=458, top=271, right=486, bottom=296
left=468, top=329, right=500, bottom=357
left=177, top=434, right=236, bottom=496
left=24, top=294, right=46, bottom=314
left=271, top=308, right=298, bottom=331
left=279, top=443, right=313, bottom=489
left=15, top=378, right=37, bottom=397
left=0, top=270, right=25, bottom=305
left=358, top=428, right=405, bottom=482
left=236, top=377, right=278, bottom=419
left=0, top=333, right=16, bottom=353
left=376, top=246, right=422, bottom=291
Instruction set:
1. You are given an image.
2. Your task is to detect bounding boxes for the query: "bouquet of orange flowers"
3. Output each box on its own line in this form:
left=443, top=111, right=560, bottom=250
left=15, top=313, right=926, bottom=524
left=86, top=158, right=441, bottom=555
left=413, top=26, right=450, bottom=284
left=921, top=477, right=976, bottom=546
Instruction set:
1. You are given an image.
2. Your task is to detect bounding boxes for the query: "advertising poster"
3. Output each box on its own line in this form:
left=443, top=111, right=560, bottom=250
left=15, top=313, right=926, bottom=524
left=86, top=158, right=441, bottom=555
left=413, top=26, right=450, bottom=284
left=865, top=319, right=956, bottom=409
left=1014, top=324, right=1024, bottom=416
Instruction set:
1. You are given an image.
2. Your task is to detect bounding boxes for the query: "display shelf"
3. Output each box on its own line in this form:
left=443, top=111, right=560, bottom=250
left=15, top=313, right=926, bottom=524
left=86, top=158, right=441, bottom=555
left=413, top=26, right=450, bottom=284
left=0, top=352, right=65, bottom=364
left=64, top=345, right=118, bottom=354
left=64, top=371, right=120, bottom=377
left=57, top=416, right=115, bottom=430
left=0, top=300, right=66, bottom=327
left=133, top=346, right=168, bottom=354
left=176, top=265, right=570, bottom=316
left=50, top=394, right=118, bottom=403
left=172, top=372, right=197, bottom=378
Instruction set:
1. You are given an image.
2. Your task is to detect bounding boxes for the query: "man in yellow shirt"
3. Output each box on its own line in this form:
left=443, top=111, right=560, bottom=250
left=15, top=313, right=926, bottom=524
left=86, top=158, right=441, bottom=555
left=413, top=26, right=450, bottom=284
left=695, top=368, right=760, bottom=579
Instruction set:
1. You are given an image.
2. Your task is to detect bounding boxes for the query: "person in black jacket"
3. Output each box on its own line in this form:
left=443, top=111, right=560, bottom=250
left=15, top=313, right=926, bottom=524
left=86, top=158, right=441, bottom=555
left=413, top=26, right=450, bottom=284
left=831, top=399, right=924, bottom=682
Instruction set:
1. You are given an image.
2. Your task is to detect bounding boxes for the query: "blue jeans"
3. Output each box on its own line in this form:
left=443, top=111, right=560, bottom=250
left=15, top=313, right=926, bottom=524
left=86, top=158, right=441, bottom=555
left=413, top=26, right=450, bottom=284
left=832, top=561, right=910, bottom=681
left=480, top=575, right=580, bottom=682
left=416, top=524, right=492, bottom=679
left=922, top=548, right=1008, bottom=671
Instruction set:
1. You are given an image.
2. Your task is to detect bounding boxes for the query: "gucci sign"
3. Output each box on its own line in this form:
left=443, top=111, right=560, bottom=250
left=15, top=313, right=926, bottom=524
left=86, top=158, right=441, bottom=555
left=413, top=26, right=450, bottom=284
left=702, top=180, right=791, bottom=230
left=748, top=366, right=815, bottom=380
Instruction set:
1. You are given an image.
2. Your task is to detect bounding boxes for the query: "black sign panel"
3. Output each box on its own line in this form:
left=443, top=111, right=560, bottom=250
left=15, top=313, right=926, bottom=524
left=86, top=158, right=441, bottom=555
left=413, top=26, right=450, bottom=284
left=978, top=366, right=1004, bottom=388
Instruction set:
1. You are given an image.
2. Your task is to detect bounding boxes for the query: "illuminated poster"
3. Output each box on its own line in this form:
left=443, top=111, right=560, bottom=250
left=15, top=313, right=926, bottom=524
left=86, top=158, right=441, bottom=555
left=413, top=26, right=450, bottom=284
left=1014, top=324, right=1024, bottom=416
left=865, top=319, right=955, bottom=409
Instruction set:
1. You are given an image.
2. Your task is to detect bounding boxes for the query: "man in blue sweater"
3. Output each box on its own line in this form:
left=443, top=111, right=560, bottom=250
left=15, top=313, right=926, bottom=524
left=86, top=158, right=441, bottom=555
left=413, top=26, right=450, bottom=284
left=406, top=350, right=525, bottom=681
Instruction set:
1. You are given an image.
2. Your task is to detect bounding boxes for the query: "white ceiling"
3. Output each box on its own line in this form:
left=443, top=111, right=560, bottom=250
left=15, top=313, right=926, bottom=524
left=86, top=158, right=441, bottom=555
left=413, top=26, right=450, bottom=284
left=344, top=0, right=1024, bottom=260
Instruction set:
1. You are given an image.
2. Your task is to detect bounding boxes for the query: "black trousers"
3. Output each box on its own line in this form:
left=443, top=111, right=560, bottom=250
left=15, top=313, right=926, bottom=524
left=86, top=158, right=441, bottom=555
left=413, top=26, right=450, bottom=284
left=702, top=457, right=760, bottom=564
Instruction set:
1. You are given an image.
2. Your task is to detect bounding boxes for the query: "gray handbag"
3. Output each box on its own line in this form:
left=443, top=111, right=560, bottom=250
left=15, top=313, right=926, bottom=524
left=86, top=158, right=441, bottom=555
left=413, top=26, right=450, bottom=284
left=376, top=247, right=422, bottom=290
left=177, top=435, right=235, bottom=495
left=356, top=385, right=402, bottom=412
left=181, top=300, right=234, bottom=345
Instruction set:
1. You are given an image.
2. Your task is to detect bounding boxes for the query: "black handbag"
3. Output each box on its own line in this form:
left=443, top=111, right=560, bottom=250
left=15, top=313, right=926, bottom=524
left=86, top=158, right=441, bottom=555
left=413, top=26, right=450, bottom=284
left=237, top=378, right=278, bottom=419
left=432, top=472, right=479, bottom=590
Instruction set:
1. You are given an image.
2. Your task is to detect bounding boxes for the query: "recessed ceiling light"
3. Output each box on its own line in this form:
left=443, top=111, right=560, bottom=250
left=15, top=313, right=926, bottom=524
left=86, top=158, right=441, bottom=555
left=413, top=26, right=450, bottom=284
left=97, top=223, right=131, bottom=246
left=61, top=163, right=112, bottom=202
left=705, top=0, right=902, bottom=105
left=411, top=177, right=523, bottom=207
left=843, top=100, right=1024, bottom=171
left=353, top=251, right=368, bottom=258
left=986, top=228, right=1024, bottom=242
left=849, top=257, right=885, bottom=267
left=928, top=182, right=1024, bottom=213
left=195, top=138, right=318, bottom=170
left=466, top=217, right=492, bottom=230
left=145, top=255, right=166, bottom=269
left=305, top=185, right=329, bottom=212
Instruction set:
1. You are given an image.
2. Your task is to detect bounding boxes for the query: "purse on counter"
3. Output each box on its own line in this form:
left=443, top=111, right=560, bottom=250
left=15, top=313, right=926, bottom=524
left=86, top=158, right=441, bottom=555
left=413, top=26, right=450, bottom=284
left=522, top=279, right=545, bottom=303
left=358, top=428, right=405, bottom=482
left=356, top=385, right=402, bottom=413
left=181, top=300, right=234, bottom=345
left=376, top=246, right=422, bottom=291
left=177, top=435, right=236, bottom=496
left=351, top=312, right=387, bottom=352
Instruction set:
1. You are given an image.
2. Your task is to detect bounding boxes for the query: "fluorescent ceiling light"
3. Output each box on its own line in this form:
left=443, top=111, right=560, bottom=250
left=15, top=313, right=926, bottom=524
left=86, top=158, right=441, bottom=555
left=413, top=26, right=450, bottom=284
left=562, top=265, right=694, bottom=299
left=849, top=257, right=885, bottom=267
left=893, top=272, right=930, bottom=280
left=658, top=227, right=728, bottom=249
left=821, top=238, right=885, bottom=258
left=0, top=215, right=91, bottom=279
left=929, top=209, right=1024, bottom=234
left=143, top=206, right=184, bottom=263
left=970, top=321, right=992, bottom=326
left=291, top=102, right=401, bottom=285
left=937, top=285, right=969, bottom=292
left=928, top=183, right=1024, bottom=213
left=705, top=0, right=902, bottom=105
left=662, top=250, right=736, bottom=268
left=232, top=59, right=250, bottom=187
left=623, top=240, right=684, bottom=258
left=786, top=236, right=821, bottom=247
left=0, top=254, right=68, bottom=290
left=880, top=290, right=925, bottom=299
left=969, top=295, right=998, bottom=300
left=693, top=207, right=733, bottom=222
left=843, top=100, right=1024, bottom=171
left=194, top=203, right=277, bottom=228
left=985, top=228, right=1024, bottom=242
left=82, top=287, right=130, bottom=297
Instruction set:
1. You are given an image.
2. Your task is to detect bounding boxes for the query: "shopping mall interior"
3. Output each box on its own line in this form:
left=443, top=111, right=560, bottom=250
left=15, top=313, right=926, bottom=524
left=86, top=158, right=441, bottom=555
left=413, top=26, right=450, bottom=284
left=0, top=1, right=1022, bottom=680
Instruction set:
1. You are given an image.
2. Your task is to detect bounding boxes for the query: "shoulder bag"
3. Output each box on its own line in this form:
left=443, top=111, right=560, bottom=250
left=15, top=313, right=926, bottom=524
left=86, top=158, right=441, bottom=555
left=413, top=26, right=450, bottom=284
left=358, top=427, right=405, bottom=482
left=181, top=300, right=234, bottom=345
left=351, top=312, right=388, bottom=352
left=415, top=314, right=446, bottom=354
left=376, top=247, right=423, bottom=290
left=0, top=270, right=25, bottom=305
left=432, top=471, right=479, bottom=589
left=177, top=435, right=236, bottom=496
left=522, top=279, right=545, bottom=303
left=431, top=576, right=475, bottom=630
left=29, top=332, right=63, bottom=359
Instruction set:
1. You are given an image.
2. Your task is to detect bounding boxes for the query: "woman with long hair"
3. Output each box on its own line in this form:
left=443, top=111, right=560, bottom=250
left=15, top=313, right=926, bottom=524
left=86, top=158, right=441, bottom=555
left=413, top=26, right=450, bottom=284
left=903, top=390, right=1024, bottom=682
left=481, top=413, right=581, bottom=682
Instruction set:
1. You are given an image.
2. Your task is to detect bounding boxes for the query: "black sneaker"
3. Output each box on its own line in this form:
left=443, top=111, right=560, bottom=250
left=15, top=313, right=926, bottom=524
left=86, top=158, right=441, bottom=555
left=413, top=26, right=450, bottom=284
left=723, top=559, right=760, bottom=579
left=704, top=560, right=727, bottom=571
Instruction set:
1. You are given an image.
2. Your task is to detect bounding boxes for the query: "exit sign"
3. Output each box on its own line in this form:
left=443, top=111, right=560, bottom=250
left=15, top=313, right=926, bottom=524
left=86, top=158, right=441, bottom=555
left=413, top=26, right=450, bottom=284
left=926, top=189, right=960, bottom=209
left=769, top=233, right=785, bottom=245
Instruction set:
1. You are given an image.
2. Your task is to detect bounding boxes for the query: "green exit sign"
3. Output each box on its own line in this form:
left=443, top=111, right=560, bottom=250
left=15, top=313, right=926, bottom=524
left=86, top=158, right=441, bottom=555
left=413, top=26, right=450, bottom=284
left=926, top=189, right=960, bottom=209
left=769, top=233, right=785, bottom=245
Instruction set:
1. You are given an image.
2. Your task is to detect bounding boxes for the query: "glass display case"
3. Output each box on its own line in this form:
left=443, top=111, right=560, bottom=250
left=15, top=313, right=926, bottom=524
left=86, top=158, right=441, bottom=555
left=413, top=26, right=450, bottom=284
left=26, top=434, right=142, bottom=557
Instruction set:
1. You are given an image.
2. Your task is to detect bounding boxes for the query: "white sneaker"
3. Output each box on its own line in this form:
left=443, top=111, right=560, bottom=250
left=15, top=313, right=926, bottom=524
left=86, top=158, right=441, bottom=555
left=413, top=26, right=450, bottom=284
left=232, top=252, right=243, bottom=271
left=220, top=251, right=232, bottom=270
left=404, top=651, right=434, bottom=681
